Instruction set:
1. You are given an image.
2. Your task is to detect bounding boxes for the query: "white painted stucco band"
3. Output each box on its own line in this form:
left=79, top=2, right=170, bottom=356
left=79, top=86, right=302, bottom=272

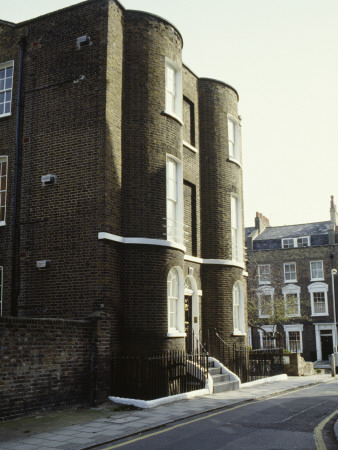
left=184, top=254, right=245, bottom=269
left=98, top=232, right=245, bottom=269
left=98, top=232, right=186, bottom=252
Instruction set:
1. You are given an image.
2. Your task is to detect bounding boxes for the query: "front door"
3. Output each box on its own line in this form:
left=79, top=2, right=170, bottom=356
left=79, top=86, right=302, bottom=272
left=185, top=295, right=192, bottom=352
left=321, top=334, right=333, bottom=360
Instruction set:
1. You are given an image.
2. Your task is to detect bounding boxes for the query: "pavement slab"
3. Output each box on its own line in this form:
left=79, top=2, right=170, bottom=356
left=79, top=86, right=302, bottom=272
left=0, top=375, right=335, bottom=450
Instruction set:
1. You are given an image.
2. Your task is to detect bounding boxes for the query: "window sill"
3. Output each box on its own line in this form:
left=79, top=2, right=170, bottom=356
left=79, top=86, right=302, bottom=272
left=233, top=331, right=246, bottom=336
left=0, top=221, right=6, bottom=226
left=162, top=110, right=183, bottom=126
left=310, top=278, right=325, bottom=282
left=0, top=112, right=12, bottom=119
left=183, top=141, right=198, bottom=153
left=167, top=332, right=186, bottom=338
left=311, top=313, right=328, bottom=317
left=286, top=314, right=301, bottom=318
left=227, top=156, right=241, bottom=168
left=284, top=280, right=297, bottom=284
left=258, top=281, right=271, bottom=285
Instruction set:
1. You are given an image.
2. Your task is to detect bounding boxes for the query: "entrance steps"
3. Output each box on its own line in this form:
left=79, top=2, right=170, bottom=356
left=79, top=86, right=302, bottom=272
left=208, top=359, right=240, bottom=393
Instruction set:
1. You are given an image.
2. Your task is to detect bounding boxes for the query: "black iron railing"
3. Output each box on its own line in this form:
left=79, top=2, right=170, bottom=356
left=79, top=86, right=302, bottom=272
left=206, top=328, right=284, bottom=383
left=111, top=349, right=208, bottom=401
left=247, top=347, right=284, bottom=381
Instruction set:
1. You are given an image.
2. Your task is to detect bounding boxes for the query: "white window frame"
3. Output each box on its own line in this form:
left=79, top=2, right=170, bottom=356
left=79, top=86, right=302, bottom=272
left=166, top=155, right=183, bottom=244
left=227, top=114, right=240, bottom=163
left=248, top=326, right=252, bottom=347
left=282, top=236, right=310, bottom=248
left=283, top=324, right=303, bottom=353
left=0, top=156, right=8, bottom=225
left=231, top=194, right=243, bottom=263
left=258, top=325, right=276, bottom=349
left=308, top=282, right=329, bottom=316
left=284, top=262, right=297, bottom=282
left=297, top=236, right=310, bottom=247
left=233, top=280, right=245, bottom=335
left=258, top=264, right=271, bottom=285
left=282, top=238, right=294, bottom=249
left=167, top=266, right=185, bottom=337
left=257, top=285, right=274, bottom=318
left=165, top=58, right=182, bottom=122
left=310, top=261, right=324, bottom=281
left=0, top=266, right=2, bottom=316
left=0, top=60, right=14, bottom=117
left=282, top=284, right=301, bottom=317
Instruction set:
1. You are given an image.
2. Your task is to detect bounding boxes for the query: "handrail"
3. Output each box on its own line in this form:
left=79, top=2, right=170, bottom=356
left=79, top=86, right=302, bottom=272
left=215, top=331, right=232, bottom=349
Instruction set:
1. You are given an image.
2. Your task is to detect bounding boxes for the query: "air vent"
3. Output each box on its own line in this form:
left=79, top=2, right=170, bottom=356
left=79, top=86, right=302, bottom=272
left=76, top=35, right=91, bottom=48
left=36, top=260, right=51, bottom=269
left=41, top=174, right=57, bottom=186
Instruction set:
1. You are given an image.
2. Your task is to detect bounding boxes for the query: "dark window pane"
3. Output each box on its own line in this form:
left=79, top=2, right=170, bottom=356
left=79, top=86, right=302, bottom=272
left=5, top=77, right=12, bottom=89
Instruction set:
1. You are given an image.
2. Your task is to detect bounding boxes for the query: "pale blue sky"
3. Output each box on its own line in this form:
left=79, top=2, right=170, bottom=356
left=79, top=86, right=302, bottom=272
left=2, top=0, right=338, bottom=227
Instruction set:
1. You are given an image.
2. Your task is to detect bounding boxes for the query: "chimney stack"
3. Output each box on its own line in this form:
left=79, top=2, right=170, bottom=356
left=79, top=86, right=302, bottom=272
left=255, top=212, right=270, bottom=234
left=329, top=195, right=337, bottom=245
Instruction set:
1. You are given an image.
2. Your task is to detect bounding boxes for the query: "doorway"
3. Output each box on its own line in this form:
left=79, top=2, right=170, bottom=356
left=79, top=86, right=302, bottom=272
left=184, top=275, right=200, bottom=353
left=320, top=331, right=333, bottom=360
left=185, top=295, right=193, bottom=352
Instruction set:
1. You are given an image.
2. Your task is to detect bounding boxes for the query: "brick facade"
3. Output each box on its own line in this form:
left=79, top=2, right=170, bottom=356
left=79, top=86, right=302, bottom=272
left=0, top=0, right=247, bottom=417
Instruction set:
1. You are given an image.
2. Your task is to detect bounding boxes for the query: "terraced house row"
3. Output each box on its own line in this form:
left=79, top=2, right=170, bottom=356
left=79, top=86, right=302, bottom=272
left=246, top=197, right=338, bottom=364
left=0, top=0, right=247, bottom=418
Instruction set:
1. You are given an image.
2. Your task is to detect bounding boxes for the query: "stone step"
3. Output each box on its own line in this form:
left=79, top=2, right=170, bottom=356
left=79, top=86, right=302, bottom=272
left=211, top=373, right=230, bottom=383
left=208, top=367, right=222, bottom=375
left=213, top=380, right=240, bottom=394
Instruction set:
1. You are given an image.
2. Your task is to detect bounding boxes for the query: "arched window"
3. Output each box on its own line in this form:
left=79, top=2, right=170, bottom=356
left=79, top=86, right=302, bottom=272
left=233, top=281, right=245, bottom=335
left=167, top=267, right=184, bottom=336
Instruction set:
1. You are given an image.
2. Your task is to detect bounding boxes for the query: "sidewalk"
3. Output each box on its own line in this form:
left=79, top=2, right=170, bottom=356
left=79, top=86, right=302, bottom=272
left=0, top=374, right=335, bottom=450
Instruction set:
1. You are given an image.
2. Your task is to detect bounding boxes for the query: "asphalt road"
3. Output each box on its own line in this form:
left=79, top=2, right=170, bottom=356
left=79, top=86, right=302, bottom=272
left=98, top=381, right=338, bottom=450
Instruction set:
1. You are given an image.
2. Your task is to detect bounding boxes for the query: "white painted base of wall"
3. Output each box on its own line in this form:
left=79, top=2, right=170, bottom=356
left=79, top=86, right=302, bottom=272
left=240, top=373, right=288, bottom=388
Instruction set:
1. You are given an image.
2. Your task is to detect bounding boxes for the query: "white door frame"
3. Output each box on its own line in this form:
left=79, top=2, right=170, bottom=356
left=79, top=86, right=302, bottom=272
left=184, top=275, right=202, bottom=341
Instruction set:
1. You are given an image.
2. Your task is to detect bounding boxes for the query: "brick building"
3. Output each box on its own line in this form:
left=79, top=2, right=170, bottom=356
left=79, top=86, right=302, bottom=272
left=0, top=0, right=247, bottom=416
left=245, top=197, right=338, bottom=363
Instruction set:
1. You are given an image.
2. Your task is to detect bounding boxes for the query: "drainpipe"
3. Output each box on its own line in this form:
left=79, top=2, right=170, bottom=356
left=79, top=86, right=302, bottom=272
left=11, top=37, right=25, bottom=316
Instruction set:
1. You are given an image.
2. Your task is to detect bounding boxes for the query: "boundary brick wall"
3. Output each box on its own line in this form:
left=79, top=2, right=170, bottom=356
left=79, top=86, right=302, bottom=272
left=0, top=315, right=111, bottom=421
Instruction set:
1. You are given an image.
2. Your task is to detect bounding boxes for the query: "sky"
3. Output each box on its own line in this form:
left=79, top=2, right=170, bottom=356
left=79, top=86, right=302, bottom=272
left=2, top=0, right=338, bottom=227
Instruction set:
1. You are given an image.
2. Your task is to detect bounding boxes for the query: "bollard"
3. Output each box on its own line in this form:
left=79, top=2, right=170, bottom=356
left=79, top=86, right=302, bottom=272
left=331, top=353, right=336, bottom=377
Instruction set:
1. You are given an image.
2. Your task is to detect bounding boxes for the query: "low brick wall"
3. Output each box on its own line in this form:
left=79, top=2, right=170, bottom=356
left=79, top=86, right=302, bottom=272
left=0, top=315, right=111, bottom=421
left=283, top=353, right=315, bottom=376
